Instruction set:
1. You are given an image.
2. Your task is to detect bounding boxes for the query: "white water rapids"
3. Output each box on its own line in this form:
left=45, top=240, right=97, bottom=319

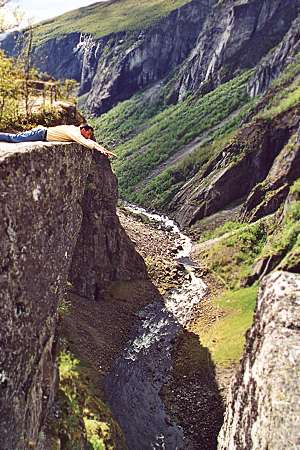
left=105, top=203, right=208, bottom=450
left=124, top=202, right=208, bottom=326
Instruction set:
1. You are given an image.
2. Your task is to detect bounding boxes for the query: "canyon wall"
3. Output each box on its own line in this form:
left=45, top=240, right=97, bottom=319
left=1, top=0, right=213, bottom=115
left=0, top=142, right=146, bottom=450
left=218, top=271, right=300, bottom=450
left=3, top=0, right=298, bottom=116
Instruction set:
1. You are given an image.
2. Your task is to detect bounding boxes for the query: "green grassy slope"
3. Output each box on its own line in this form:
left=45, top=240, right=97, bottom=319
left=33, top=0, right=192, bottom=44
left=91, top=55, right=300, bottom=210
left=92, top=70, right=255, bottom=206
left=191, top=177, right=300, bottom=366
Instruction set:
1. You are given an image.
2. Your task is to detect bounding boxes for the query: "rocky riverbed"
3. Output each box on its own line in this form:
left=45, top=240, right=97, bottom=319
left=115, top=205, right=229, bottom=450
left=62, top=203, right=234, bottom=450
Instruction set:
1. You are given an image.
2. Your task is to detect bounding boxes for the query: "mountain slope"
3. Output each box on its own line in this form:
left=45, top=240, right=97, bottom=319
left=33, top=0, right=193, bottom=44
left=2, top=0, right=299, bottom=117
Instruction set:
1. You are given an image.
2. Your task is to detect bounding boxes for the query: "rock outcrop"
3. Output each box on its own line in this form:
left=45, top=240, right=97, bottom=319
left=169, top=105, right=300, bottom=228
left=0, top=142, right=146, bottom=450
left=218, top=271, right=300, bottom=450
left=247, top=15, right=300, bottom=97
left=241, top=134, right=300, bottom=222
left=171, top=0, right=300, bottom=102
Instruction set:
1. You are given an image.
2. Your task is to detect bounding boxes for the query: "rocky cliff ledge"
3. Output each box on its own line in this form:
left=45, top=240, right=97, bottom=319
left=218, top=271, right=300, bottom=450
left=0, top=142, right=147, bottom=450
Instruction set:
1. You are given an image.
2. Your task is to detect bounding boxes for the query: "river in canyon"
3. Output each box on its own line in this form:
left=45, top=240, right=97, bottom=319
left=104, top=204, right=208, bottom=450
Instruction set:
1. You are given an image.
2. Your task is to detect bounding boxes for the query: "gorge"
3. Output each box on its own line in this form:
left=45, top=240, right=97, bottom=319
left=0, top=0, right=300, bottom=449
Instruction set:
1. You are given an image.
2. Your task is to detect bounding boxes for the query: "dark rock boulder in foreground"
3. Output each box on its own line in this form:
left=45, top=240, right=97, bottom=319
left=218, top=271, right=300, bottom=450
left=0, top=142, right=146, bottom=450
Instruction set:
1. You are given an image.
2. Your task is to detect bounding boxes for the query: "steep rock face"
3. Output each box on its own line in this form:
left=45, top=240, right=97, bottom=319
left=0, top=0, right=212, bottom=115
left=0, top=142, right=146, bottom=449
left=171, top=0, right=300, bottom=102
left=218, top=271, right=300, bottom=450
left=247, top=15, right=300, bottom=97
left=241, top=135, right=300, bottom=222
left=169, top=106, right=299, bottom=228
left=85, top=0, right=212, bottom=114
left=69, top=150, right=147, bottom=300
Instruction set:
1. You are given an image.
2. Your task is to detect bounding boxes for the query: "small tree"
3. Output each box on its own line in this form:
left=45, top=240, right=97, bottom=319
left=0, top=50, right=22, bottom=125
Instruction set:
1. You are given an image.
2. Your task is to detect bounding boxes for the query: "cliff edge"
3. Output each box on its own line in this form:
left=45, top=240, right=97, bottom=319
left=0, top=141, right=147, bottom=450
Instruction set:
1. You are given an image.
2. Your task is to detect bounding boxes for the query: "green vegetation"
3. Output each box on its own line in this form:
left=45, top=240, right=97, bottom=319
left=58, top=296, right=72, bottom=318
left=198, top=221, right=245, bottom=243
left=290, top=178, right=300, bottom=195
left=200, top=286, right=258, bottom=365
left=199, top=220, right=269, bottom=289
left=192, top=179, right=300, bottom=368
left=93, top=71, right=253, bottom=205
left=258, top=79, right=300, bottom=119
left=259, top=182, right=300, bottom=271
left=91, top=87, right=165, bottom=148
left=90, top=53, right=300, bottom=212
left=33, top=0, right=191, bottom=45
left=271, top=53, right=300, bottom=88
left=258, top=53, right=300, bottom=119
left=52, top=350, right=126, bottom=450
left=0, top=49, right=77, bottom=131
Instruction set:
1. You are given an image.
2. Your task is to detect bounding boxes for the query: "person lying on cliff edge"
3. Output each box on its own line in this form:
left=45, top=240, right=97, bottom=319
left=0, top=123, right=116, bottom=158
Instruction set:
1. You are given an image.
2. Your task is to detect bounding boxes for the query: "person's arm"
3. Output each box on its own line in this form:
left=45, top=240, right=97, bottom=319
left=67, top=127, right=116, bottom=157
left=92, top=141, right=116, bottom=157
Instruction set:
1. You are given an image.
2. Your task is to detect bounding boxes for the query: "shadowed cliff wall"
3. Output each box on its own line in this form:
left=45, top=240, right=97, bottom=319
left=0, top=141, right=146, bottom=450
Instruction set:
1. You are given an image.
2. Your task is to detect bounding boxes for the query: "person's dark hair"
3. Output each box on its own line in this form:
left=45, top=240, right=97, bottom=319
left=80, top=123, right=94, bottom=132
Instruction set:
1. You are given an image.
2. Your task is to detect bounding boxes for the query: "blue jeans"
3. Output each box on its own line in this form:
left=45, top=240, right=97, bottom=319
left=0, top=127, right=47, bottom=143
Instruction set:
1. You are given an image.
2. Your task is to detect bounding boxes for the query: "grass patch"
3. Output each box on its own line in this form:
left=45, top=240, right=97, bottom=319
left=91, top=87, right=165, bottom=148
left=258, top=81, right=300, bottom=119
left=198, top=221, right=245, bottom=243
left=33, top=0, right=191, bottom=45
left=51, top=350, right=126, bottom=450
left=199, top=286, right=258, bottom=366
left=257, top=54, right=300, bottom=119
left=200, top=220, right=268, bottom=289
left=259, top=186, right=300, bottom=271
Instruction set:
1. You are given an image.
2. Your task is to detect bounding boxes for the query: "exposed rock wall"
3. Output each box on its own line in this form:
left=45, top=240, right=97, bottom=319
left=247, top=15, right=300, bottom=97
left=241, top=135, right=300, bottom=222
left=169, top=105, right=300, bottom=228
left=69, top=151, right=147, bottom=300
left=85, top=0, right=212, bottom=114
left=0, top=142, right=147, bottom=449
left=171, top=0, right=300, bottom=102
left=218, top=271, right=300, bottom=450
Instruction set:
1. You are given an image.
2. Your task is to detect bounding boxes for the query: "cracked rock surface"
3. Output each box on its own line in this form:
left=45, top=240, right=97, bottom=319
left=218, top=271, right=300, bottom=450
